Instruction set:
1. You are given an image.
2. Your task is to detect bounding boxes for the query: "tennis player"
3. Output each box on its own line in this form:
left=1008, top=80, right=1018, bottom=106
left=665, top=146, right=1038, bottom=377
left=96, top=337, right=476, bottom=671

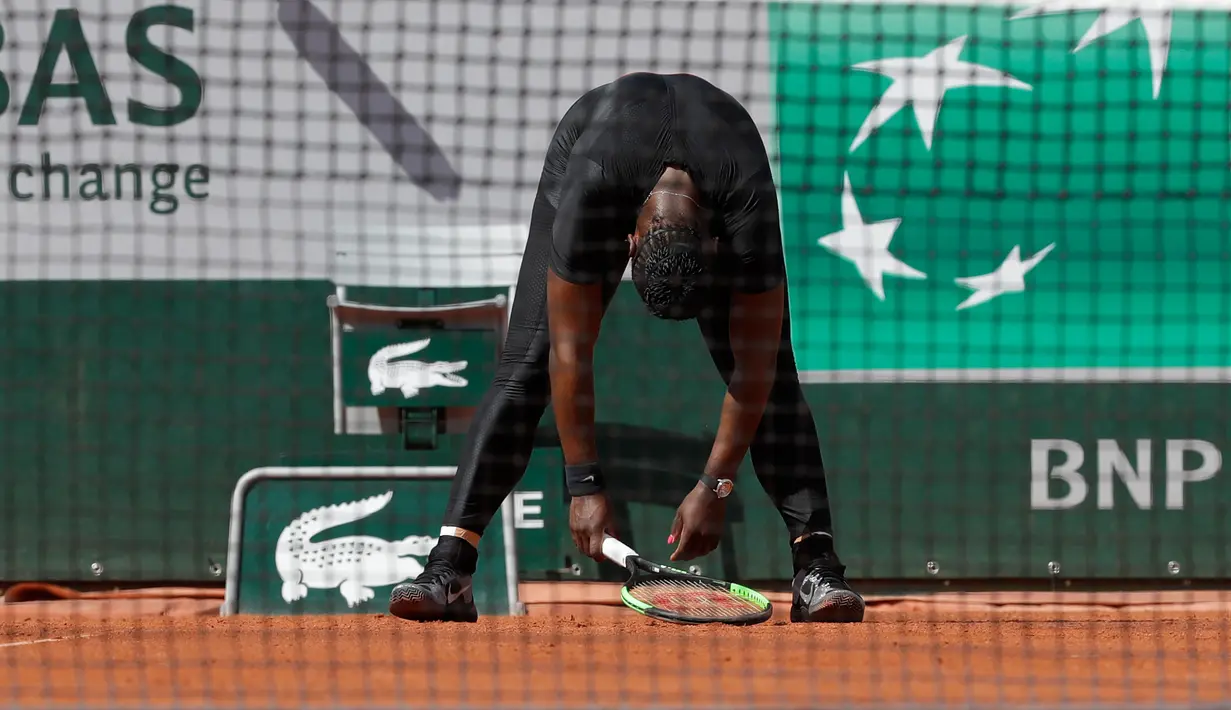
left=390, top=72, right=865, bottom=623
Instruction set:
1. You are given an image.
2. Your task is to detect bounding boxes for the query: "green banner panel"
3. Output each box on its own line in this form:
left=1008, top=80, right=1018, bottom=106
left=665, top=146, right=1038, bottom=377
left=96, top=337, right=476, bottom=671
left=512, top=382, right=1231, bottom=583
left=0, top=280, right=514, bottom=583
left=341, top=328, right=497, bottom=408
left=0, top=280, right=337, bottom=582
left=770, top=3, right=1231, bottom=374
left=227, top=469, right=512, bottom=616
left=814, top=382, right=1231, bottom=580
left=7, top=280, right=1229, bottom=585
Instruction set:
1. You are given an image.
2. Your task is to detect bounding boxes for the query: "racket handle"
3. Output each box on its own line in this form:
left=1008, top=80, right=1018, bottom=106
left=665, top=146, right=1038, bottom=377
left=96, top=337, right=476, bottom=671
left=600, top=534, right=638, bottom=568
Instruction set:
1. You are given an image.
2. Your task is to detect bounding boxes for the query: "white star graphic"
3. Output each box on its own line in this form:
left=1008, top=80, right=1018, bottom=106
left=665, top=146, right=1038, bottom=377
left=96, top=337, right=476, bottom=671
left=818, top=173, right=928, bottom=301
left=849, top=35, right=1033, bottom=153
left=953, top=243, right=1056, bottom=311
left=1012, top=0, right=1174, bottom=99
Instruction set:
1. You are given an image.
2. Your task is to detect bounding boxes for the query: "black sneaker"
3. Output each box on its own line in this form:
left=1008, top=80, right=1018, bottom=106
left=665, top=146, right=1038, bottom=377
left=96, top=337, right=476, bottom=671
left=389, top=558, right=478, bottom=623
left=790, top=563, right=865, bottom=623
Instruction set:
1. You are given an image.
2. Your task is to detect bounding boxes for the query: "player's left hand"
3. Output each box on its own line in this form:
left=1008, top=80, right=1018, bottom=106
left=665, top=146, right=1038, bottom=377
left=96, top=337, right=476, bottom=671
left=667, top=481, right=727, bottom=562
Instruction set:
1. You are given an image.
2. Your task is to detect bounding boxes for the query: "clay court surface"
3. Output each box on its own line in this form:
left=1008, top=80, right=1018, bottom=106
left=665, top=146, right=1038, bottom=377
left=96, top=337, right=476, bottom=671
left=1, top=589, right=1229, bottom=708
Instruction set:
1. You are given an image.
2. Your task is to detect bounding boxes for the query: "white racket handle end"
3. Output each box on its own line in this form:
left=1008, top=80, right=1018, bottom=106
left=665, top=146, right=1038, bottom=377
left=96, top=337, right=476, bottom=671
left=600, top=534, right=638, bottom=568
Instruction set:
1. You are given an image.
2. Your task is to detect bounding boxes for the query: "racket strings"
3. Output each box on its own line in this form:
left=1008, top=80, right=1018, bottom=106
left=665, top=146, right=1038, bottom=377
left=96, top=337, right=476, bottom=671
left=628, top=578, right=764, bottom=619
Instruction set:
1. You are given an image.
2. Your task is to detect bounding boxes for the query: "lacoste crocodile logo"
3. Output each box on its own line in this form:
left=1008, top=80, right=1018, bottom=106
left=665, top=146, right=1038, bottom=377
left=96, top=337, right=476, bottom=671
left=276, top=491, right=437, bottom=608
left=367, top=338, right=468, bottom=399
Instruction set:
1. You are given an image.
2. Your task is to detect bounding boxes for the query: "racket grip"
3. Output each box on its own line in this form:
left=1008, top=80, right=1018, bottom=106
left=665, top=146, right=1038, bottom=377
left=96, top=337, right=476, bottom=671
left=600, top=534, right=638, bottom=568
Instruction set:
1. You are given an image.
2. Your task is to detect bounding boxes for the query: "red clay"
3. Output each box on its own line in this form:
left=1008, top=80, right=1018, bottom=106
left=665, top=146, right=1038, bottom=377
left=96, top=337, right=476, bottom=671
left=1, top=609, right=1228, bottom=707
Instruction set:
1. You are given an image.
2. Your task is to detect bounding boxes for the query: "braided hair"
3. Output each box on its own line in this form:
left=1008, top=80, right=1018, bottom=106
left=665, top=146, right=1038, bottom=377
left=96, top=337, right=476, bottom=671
left=631, top=220, right=709, bottom=321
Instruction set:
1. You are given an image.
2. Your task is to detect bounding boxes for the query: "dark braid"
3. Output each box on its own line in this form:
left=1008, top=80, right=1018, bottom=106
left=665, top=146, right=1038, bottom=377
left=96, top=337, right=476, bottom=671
left=631, top=222, right=708, bottom=321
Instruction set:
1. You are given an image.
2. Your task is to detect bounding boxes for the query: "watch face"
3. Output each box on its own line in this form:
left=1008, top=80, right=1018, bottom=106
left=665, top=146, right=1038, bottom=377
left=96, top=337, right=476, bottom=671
left=715, top=479, right=734, bottom=498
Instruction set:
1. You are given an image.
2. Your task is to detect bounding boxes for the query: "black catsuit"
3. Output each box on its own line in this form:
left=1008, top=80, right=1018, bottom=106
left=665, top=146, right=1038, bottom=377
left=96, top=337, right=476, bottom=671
left=440, top=73, right=834, bottom=546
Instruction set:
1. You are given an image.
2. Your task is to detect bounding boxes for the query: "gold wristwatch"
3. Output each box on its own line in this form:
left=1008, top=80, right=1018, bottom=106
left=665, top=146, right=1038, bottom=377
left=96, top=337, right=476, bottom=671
left=700, top=474, right=734, bottom=499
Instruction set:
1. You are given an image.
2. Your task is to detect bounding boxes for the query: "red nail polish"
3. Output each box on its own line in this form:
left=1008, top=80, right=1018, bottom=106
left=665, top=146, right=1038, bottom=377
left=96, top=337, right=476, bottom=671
left=668, top=535, right=676, bottom=544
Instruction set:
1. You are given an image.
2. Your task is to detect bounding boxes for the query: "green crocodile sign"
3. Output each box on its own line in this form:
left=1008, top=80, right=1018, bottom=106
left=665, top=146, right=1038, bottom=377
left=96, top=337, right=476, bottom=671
left=224, top=467, right=516, bottom=616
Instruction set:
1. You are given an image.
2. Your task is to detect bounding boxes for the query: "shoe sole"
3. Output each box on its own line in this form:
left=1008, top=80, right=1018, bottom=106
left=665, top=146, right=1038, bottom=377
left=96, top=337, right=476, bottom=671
left=792, top=590, right=866, bottom=623
left=388, top=588, right=478, bottom=623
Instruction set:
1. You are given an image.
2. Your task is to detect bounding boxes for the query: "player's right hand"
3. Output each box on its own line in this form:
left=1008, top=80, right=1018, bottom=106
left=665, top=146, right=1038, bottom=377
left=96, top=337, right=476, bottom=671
left=568, top=493, right=616, bottom=561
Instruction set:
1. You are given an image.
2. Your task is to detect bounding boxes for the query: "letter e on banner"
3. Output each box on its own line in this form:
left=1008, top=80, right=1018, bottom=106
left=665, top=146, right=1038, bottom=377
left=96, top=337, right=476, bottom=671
left=513, top=491, right=544, bottom=529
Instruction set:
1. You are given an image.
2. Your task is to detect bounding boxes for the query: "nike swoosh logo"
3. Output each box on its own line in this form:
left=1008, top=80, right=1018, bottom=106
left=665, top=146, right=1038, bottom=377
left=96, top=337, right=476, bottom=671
left=581, top=475, right=595, bottom=482
left=446, top=583, right=471, bottom=604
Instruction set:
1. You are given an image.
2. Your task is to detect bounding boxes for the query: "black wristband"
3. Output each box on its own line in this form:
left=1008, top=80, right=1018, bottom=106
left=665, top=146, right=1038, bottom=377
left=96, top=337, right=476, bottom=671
left=565, top=462, right=606, bottom=497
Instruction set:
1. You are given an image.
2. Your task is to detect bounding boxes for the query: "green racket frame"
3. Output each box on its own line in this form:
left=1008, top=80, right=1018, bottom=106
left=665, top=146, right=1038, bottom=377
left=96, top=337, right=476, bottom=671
left=602, top=535, right=773, bottom=626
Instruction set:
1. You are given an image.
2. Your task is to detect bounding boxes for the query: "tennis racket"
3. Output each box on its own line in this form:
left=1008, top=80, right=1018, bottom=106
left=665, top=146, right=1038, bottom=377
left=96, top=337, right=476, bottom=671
left=600, top=534, right=772, bottom=625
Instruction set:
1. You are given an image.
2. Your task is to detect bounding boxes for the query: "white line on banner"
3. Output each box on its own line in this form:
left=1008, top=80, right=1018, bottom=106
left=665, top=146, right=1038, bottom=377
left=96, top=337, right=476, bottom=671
left=798, top=368, right=1231, bottom=384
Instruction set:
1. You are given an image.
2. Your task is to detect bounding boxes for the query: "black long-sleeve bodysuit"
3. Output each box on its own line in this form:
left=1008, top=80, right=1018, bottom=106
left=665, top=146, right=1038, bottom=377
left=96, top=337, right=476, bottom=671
left=440, top=72, right=834, bottom=546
